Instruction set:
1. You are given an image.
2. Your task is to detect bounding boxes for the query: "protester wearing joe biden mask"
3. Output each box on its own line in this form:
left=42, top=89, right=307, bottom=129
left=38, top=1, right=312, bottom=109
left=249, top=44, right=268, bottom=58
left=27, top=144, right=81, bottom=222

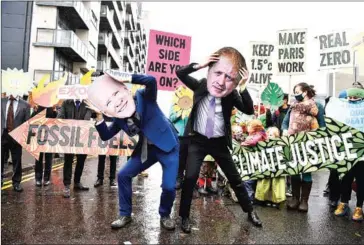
left=86, top=70, right=179, bottom=231
left=176, top=47, right=262, bottom=233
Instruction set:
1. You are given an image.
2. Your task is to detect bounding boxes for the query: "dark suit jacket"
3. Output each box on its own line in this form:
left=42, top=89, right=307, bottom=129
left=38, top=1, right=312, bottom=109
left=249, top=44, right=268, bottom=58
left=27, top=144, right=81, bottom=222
left=57, top=100, right=92, bottom=120
left=31, top=106, right=57, bottom=119
left=1, top=97, right=30, bottom=136
left=176, top=63, right=254, bottom=149
left=95, top=74, right=179, bottom=153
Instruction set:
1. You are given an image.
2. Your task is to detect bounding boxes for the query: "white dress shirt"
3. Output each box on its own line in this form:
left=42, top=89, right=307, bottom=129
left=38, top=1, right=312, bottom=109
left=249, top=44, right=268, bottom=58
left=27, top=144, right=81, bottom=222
left=194, top=94, right=225, bottom=138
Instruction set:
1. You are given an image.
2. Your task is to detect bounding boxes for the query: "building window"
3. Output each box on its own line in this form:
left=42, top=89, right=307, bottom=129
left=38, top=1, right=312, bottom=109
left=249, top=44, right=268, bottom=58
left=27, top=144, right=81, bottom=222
left=91, top=10, right=98, bottom=30
left=53, top=50, right=73, bottom=82
left=89, top=41, right=96, bottom=58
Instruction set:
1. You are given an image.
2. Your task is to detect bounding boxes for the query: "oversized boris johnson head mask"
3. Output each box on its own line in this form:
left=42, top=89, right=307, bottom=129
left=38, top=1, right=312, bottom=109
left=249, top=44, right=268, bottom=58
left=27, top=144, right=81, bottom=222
left=206, top=47, right=247, bottom=98
left=87, top=74, right=136, bottom=118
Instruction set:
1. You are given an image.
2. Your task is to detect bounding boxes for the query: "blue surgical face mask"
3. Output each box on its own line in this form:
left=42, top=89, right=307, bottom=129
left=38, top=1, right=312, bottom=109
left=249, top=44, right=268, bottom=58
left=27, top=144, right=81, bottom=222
left=295, top=93, right=304, bottom=102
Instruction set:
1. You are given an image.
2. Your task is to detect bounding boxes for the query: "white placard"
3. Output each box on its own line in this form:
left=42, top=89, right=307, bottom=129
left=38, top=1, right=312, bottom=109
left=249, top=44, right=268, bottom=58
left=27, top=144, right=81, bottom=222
left=276, top=29, right=307, bottom=75
left=248, top=41, right=275, bottom=87
left=318, top=30, right=353, bottom=70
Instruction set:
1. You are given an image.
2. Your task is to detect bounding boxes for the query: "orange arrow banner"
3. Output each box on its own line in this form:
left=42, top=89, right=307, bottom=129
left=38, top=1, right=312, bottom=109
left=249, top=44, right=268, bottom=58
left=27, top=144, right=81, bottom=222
left=9, top=110, right=138, bottom=160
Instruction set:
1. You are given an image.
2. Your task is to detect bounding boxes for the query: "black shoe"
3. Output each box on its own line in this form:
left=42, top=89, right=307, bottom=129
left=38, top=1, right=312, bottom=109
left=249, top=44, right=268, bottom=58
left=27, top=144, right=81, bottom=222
left=13, top=183, right=23, bottom=192
left=63, top=186, right=70, bottom=198
left=111, top=216, right=132, bottom=229
left=43, top=180, right=50, bottom=186
left=248, top=211, right=262, bottom=227
left=94, top=179, right=103, bottom=188
left=181, top=217, right=191, bottom=233
left=198, top=187, right=209, bottom=195
left=74, top=183, right=89, bottom=191
left=35, top=180, right=42, bottom=187
left=160, top=216, right=175, bottom=231
left=175, top=176, right=183, bottom=190
left=110, top=179, right=117, bottom=187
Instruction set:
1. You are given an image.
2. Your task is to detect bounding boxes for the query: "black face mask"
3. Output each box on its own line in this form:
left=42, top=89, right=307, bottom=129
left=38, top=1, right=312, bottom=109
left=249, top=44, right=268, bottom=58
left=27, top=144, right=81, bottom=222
left=295, top=93, right=304, bottom=102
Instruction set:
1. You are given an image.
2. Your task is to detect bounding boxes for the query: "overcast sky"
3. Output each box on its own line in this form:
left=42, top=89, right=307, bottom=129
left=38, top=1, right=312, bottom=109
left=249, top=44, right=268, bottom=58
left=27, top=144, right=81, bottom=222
left=142, top=2, right=363, bottom=114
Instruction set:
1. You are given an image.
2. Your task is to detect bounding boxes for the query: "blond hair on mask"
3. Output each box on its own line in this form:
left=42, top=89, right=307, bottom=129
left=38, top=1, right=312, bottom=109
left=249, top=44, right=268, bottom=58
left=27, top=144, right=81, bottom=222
left=267, top=127, right=280, bottom=138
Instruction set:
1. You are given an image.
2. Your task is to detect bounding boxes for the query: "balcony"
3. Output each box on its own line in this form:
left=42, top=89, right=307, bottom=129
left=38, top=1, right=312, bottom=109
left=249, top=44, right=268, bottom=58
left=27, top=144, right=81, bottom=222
left=33, top=28, right=88, bottom=62
left=117, top=1, right=125, bottom=11
left=126, top=2, right=132, bottom=14
left=98, top=32, right=122, bottom=69
left=100, top=5, right=123, bottom=49
left=97, top=60, right=107, bottom=72
left=123, top=47, right=135, bottom=72
left=125, top=14, right=136, bottom=31
left=100, top=5, right=114, bottom=31
left=37, top=1, right=89, bottom=29
left=101, top=1, right=123, bottom=30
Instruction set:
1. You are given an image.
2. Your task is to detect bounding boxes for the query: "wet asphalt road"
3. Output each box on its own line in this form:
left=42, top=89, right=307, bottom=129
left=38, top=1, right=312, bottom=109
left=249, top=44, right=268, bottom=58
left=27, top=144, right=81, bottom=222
left=1, top=156, right=363, bottom=244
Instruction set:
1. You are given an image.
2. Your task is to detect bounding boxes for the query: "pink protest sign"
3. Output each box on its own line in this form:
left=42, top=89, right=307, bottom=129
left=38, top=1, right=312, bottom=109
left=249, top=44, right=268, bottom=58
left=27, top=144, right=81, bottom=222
left=146, top=30, right=191, bottom=91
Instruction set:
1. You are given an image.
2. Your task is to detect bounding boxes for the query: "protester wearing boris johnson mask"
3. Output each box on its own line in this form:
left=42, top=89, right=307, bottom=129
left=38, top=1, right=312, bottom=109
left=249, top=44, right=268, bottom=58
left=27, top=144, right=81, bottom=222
left=86, top=71, right=179, bottom=231
left=175, top=47, right=262, bottom=233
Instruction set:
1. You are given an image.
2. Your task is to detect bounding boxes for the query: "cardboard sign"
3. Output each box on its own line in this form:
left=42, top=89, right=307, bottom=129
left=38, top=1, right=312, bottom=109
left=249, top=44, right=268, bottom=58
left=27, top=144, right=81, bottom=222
left=232, top=117, right=364, bottom=180
left=318, top=30, right=353, bottom=70
left=146, top=30, right=191, bottom=91
left=9, top=110, right=138, bottom=160
left=277, top=29, right=307, bottom=75
left=248, top=41, right=274, bottom=87
left=326, top=97, right=364, bottom=132
left=57, top=84, right=89, bottom=100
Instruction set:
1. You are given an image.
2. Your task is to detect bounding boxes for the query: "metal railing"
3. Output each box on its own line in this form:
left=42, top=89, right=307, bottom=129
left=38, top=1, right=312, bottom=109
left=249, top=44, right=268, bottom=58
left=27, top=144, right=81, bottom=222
left=35, top=28, right=88, bottom=61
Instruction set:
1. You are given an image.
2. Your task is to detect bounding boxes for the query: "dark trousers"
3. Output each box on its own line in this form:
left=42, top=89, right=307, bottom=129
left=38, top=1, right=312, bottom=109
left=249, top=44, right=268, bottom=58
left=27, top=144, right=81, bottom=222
left=118, top=144, right=179, bottom=217
left=177, top=136, right=189, bottom=178
left=328, top=169, right=341, bottom=202
left=35, top=153, right=53, bottom=182
left=1, top=131, right=22, bottom=184
left=63, top=154, right=87, bottom=186
left=179, top=133, right=253, bottom=218
left=340, top=161, right=364, bottom=207
left=97, top=155, right=117, bottom=181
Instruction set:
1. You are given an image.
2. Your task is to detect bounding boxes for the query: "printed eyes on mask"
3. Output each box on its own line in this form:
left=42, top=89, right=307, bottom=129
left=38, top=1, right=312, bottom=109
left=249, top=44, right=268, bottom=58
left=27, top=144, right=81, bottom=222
left=106, top=91, right=121, bottom=106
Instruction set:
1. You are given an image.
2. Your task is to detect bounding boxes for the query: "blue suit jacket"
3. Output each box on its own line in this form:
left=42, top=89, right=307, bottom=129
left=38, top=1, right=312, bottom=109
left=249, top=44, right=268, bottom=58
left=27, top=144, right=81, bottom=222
left=95, top=74, right=178, bottom=153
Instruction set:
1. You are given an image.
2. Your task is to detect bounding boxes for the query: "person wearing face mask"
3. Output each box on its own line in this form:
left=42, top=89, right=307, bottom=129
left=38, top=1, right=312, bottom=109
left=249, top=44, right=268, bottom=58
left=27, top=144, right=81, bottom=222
left=281, top=83, right=326, bottom=212
left=57, top=99, right=92, bottom=198
left=176, top=47, right=262, bottom=233
left=86, top=71, right=179, bottom=231
left=331, top=83, right=364, bottom=221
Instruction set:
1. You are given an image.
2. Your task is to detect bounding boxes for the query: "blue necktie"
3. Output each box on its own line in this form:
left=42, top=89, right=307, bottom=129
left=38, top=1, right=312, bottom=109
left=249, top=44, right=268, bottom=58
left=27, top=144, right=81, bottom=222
left=75, top=100, right=81, bottom=110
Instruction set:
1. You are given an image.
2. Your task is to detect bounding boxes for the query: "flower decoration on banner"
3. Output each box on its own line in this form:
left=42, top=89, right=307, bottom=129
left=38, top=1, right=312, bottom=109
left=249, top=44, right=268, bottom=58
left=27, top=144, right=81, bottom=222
left=172, top=85, right=193, bottom=119
left=260, top=82, right=284, bottom=112
left=31, top=74, right=68, bottom=108
left=1, top=68, right=34, bottom=97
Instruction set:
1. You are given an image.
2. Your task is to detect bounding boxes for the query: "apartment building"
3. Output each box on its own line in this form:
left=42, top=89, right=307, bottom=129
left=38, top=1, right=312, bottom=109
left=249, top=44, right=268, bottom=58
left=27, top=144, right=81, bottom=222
left=122, top=1, right=147, bottom=74
left=1, top=1, right=148, bottom=85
